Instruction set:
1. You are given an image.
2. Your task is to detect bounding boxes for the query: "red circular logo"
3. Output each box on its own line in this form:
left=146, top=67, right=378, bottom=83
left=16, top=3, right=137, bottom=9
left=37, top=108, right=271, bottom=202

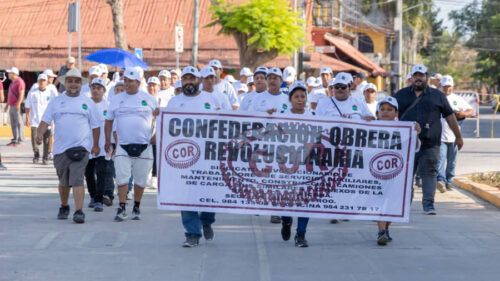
left=165, top=139, right=200, bottom=169
left=369, top=152, right=404, bottom=180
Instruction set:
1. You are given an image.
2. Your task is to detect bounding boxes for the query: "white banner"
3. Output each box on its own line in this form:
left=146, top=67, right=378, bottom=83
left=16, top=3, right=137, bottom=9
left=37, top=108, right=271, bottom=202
left=157, top=111, right=416, bottom=223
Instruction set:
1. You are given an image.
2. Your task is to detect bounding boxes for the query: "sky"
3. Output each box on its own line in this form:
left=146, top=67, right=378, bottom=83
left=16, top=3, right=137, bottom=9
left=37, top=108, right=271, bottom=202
left=435, top=0, right=477, bottom=31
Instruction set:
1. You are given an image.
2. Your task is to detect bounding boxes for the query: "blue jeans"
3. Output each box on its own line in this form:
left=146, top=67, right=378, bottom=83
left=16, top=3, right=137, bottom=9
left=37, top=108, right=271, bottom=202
left=281, top=216, right=310, bottom=235
left=181, top=211, right=216, bottom=237
left=437, top=142, right=457, bottom=185
left=413, top=146, right=440, bottom=211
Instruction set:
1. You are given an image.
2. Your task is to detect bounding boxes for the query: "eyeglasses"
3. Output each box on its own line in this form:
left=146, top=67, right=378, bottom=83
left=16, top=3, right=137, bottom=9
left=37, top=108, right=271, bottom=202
left=333, top=85, right=348, bottom=90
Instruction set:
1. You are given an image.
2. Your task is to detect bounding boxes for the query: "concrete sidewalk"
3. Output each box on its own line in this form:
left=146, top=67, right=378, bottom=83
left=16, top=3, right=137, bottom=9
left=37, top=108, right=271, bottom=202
left=1, top=139, right=500, bottom=281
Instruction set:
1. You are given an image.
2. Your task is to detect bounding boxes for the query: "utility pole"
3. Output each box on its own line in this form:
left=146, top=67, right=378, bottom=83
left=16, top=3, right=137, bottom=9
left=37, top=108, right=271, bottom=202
left=396, top=0, right=403, bottom=90
left=77, top=0, right=82, bottom=70
left=292, top=0, right=298, bottom=71
left=191, top=0, right=200, bottom=66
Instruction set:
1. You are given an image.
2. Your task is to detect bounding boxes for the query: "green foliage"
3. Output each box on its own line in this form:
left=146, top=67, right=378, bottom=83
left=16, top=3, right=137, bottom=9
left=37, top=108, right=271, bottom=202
left=209, top=0, right=305, bottom=54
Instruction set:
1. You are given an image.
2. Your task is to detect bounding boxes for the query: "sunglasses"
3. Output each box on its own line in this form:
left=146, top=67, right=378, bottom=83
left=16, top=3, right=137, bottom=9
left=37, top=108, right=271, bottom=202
left=333, top=85, right=348, bottom=90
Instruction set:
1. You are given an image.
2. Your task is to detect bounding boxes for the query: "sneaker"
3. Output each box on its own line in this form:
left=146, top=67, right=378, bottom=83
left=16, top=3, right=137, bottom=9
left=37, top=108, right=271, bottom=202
left=281, top=220, right=292, bottom=241
left=6, top=141, right=16, bottom=147
left=436, top=182, right=446, bottom=193
left=147, top=176, right=158, bottom=190
left=114, top=208, right=128, bottom=222
left=32, top=157, right=39, bottom=164
left=386, top=229, right=393, bottom=242
left=377, top=230, right=389, bottom=246
left=48, top=153, right=53, bottom=160
left=126, top=192, right=133, bottom=200
left=73, top=210, right=85, bottom=224
left=131, top=206, right=141, bottom=220
left=102, top=195, right=113, bottom=207
left=42, top=158, right=48, bottom=165
left=330, top=219, right=339, bottom=224
left=294, top=234, right=309, bottom=247
left=446, top=183, right=453, bottom=191
left=424, top=209, right=437, bottom=215
left=88, top=198, right=96, bottom=208
left=0, top=163, right=7, bottom=170
left=270, top=216, right=281, bottom=224
left=182, top=236, right=200, bottom=248
left=94, top=202, right=104, bottom=212
left=202, top=224, right=214, bottom=241
left=57, top=205, right=70, bottom=220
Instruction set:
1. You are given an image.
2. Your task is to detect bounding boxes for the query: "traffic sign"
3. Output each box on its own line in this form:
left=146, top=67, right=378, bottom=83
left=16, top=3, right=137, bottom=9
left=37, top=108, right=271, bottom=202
left=175, top=24, right=184, bottom=53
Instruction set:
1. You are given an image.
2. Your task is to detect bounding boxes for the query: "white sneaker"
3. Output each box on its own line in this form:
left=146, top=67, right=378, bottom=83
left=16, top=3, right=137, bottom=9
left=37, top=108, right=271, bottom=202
left=148, top=176, right=158, bottom=190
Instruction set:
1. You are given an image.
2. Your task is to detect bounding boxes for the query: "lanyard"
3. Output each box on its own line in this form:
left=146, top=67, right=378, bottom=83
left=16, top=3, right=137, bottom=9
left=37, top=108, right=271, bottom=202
left=330, top=97, right=343, bottom=116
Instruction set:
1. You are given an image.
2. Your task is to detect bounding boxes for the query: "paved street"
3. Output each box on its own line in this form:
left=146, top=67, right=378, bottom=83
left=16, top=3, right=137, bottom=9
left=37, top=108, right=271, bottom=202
left=1, top=138, right=500, bottom=281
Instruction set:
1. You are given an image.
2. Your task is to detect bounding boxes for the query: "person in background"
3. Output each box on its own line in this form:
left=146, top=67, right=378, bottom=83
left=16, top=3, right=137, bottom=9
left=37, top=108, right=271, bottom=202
left=319, top=67, right=333, bottom=89
left=429, top=73, right=443, bottom=89
left=350, top=71, right=368, bottom=100
left=57, top=57, right=76, bottom=93
left=174, top=80, right=183, bottom=95
left=81, top=66, right=103, bottom=98
left=238, top=66, right=267, bottom=112
left=235, top=83, right=249, bottom=104
left=4, top=67, right=25, bottom=146
left=209, top=59, right=239, bottom=110
left=363, top=83, right=378, bottom=116
left=170, top=69, right=181, bottom=85
left=308, top=77, right=327, bottom=110
left=246, top=76, right=256, bottom=93
left=199, top=66, right=231, bottom=111
left=158, top=70, right=175, bottom=108
left=281, top=66, right=297, bottom=95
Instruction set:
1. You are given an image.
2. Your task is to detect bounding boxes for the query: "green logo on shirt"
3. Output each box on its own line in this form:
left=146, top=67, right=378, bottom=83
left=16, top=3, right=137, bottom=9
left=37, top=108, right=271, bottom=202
left=352, top=105, right=358, bottom=111
left=204, top=103, right=211, bottom=109
left=141, top=100, right=148, bottom=106
left=82, top=103, right=88, bottom=110
left=453, top=101, right=458, bottom=106
left=103, top=110, right=107, bottom=116
left=282, top=104, right=288, bottom=110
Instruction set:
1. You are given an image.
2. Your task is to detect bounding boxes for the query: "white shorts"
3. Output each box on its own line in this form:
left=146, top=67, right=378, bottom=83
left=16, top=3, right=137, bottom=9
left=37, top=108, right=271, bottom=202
left=114, top=144, right=154, bottom=188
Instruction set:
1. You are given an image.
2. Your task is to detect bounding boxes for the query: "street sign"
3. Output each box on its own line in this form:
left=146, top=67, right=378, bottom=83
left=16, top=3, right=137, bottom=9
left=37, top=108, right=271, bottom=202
left=315, top=46, right=336, bottom=54
left=134, top=48, right=143, bottom=60
left=175, top=24, right=184, bottom=53
left=68, top=3, right=79, bottom=33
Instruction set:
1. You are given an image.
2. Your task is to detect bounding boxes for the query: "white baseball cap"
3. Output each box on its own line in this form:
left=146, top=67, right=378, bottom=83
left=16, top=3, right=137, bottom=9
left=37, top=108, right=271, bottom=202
left=89, top=66, right=102, bottom=76
left=283, top=66, right=297, bottom=83
left=331, top=72, right=353, bottom=86
left=240, top=67, right=253, bottom=77
left=200, top=66, right=216, bottom=78
left=377, top=96, right=399, bottom=112
left=91, top=77, right=107, bottom=88
left=224, top=74, right=237, bottom=83
left=158, top=70, right=171, bottom=78
left=147, top=76, right=161, bottom=85
left=37, top=74, right=48, bottom=81
left=410, top=64, right=428, bottom=75
left=181, top=66, right=200, bottom=78
left=6, top=67, right=19, bottom=75
left=254, top=66, right=268, bottom=76
left=441, top=75, right=454, bottom=87
left=236, top=83, right=248, bottom=93
left=174, top=80, right=182, bottom=89
left=306, top=76, right=316, bottom=86
left=289, top=81, right=307, bottom=96
left=315, top=77, right=322, bottom=87
left=363, top=83, right=377, bottom=92
left=266, top=67, right=283, bottom=79
left=43, top=69, right=57, bottom=78
left=99, top=64, right=108, bottom=74
left=320, top=67, right=333, bottom=75
left=208, top=59, right=223, bottom=69
left=67, top=56, right=76, bottom=64
left=246, top=76, right=254, bottom=85
left=123, top=67, right=142, bottom=82
left=170, top=69, right=181, bottom=77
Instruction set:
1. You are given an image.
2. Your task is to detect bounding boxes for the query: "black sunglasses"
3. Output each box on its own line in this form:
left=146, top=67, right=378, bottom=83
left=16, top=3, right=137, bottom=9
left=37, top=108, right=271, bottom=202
left=333, top=84, right=348, bottom=90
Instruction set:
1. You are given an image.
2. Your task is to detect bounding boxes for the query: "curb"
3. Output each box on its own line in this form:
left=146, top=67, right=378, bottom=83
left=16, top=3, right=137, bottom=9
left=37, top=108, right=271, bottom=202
left=0, top=125, right=32, bottom=138
left=454, top=177, right=500, bottom=208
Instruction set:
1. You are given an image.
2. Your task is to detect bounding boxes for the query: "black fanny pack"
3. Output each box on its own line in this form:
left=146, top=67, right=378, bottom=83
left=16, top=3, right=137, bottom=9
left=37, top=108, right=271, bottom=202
left=120, top=144, right=148, bottom=157
left=65, top=146, right=88, bottom=161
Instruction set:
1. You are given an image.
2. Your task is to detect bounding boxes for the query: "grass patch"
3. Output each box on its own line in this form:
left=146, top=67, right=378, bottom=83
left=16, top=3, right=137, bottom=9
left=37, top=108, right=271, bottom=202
left=470, top=172, right=500, bottom=189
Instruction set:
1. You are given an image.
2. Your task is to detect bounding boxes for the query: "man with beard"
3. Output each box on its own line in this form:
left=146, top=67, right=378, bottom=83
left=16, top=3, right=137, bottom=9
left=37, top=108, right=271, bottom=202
left=166, top=66, right=220, bottom=247
left=238, top=66, right=268, bottom=112
left=394, top=64, right=463, bottom=215
left=36, top=68, right=100, bottom=223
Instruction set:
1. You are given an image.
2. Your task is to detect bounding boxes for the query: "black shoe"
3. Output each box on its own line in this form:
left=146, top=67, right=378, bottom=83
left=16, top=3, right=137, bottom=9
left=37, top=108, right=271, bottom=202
left=330, top=219, right=339, bottom=224
left=377, top=230, right=389, bottom=246
left=32, top=157, right=39, bottom=164
left=424, top=209, right=437, bottom=215
left=42, top=158, right=48, bottom=165
left=182, top=236, right=200, bottom=248
left=102, top=195, right=113, bottom=207
left=131, top=206, right=141, bottom=220
left=114, top=207, right=127, bottom=222
left=94, top=202, right=104, bottom=212
left=203, top=224, right=214, bottom=241
left=88, top=198, right=96, bottom=208
left=281, top=220, right=292, bottom=241
left=294, top=234, right=309, bottom=247
left=386, top=229, right=393, bottom=242
left=446, top=183, right=453, bottom=191
left=57, top=205, right=70, bottom=220
left=270, top=216, right=281, bottom=224
left=73, top=210, right=85, bottom=224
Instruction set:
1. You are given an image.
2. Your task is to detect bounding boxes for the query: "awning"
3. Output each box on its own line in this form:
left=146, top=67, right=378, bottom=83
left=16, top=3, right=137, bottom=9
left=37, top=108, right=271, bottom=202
left=324, top=33, right=387, bottom=76
left=269, top=52, right=364, bottom=73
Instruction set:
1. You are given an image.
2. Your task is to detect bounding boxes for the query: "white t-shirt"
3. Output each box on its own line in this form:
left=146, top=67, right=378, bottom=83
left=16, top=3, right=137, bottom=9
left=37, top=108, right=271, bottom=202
left=29, top=83, right=59, bottom=99
left=83, top=83, right=109, bottom=100
left=214, top=80, right=239, bottom=108
left=351, top=81, right=368, bottom=100
left=166, top=91, right=222, bottom=111
left=238, top=91, right=262, bottom=112
left=441, top=93, right=472, bottom=142
left=279, top=108, right=316, bottom=117
left=308, top=88, right=327, bottom=104
left=41, top=93, right=100, bottom=155
left=91, top=99, right=109, bottom=158
left=251, top=91, right=291, bottom=113
left=107, top=90, right=158, bottom=145
left=158, top=87, right=175, bottom=108
left=366, top=101, right=378, bottom=116
left=25, top=88, right=57, bottom=127
left=316, top=96, right=374, bottom=119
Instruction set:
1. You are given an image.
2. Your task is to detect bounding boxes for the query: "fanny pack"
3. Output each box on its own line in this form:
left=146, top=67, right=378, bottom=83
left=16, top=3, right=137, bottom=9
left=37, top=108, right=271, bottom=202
left=65, top=146, right=88, bottom=161
left=120, top=144, right=148, bottom=157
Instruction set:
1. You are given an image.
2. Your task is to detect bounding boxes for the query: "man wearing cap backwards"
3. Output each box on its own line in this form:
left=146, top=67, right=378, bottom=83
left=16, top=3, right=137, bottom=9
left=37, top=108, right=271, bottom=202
left=158, top=70, right=175, bottom=108
left=199, top=66, right=231, bottom=111
left=24, top=74, right=57, bottom=164
left=350, top=71, right=368, bottom=100
left=36, top=68, right=101, bottom=224
left=238, top=66, right=268, bottom=112
left=84, top=78, right=114, bottom=212
left=57, top=56, right=76, bottom=93
left=436, top=75, right=472, bottom=193
left=105, top=67, right=158, bottom=222
left=166, top=66, right=220, bottom=248
left=394, top=64, right=463, bottom=215
left=208, top=59, right=240, bottom=110
left=4, top=67, right=26, bottom=146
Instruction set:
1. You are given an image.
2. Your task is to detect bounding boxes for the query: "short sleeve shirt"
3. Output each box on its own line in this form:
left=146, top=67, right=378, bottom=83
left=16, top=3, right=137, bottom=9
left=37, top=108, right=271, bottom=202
left=214, top=80, right=239, bottom=108
left=25, top=88, right=55, bottom=127
left=166, top=91, right=222, bottom=111
left=251, top=91, right=291, bottom=113
left=7, top=78, right=26, bottom=106
left=316, top=96, right=374, bottom=119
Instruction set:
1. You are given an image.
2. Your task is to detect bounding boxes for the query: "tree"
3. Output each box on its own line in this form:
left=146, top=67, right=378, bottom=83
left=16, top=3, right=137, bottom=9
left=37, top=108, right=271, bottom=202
left=106, top=0, right=128, bottom=50
left=208, top=0, right=305, bottom=69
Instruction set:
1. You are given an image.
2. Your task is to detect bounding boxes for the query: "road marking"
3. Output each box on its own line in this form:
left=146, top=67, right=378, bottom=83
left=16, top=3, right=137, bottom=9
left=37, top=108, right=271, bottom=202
left=34, top=232, right=61, bottom=250
left=77, top=232, right=96, bottom=248
left=252, top=216, right=271, bottom=281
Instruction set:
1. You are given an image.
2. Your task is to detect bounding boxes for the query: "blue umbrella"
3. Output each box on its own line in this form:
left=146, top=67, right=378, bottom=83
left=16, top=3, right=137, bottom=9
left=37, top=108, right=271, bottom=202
left=84, top=48, right=148, bottom=69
